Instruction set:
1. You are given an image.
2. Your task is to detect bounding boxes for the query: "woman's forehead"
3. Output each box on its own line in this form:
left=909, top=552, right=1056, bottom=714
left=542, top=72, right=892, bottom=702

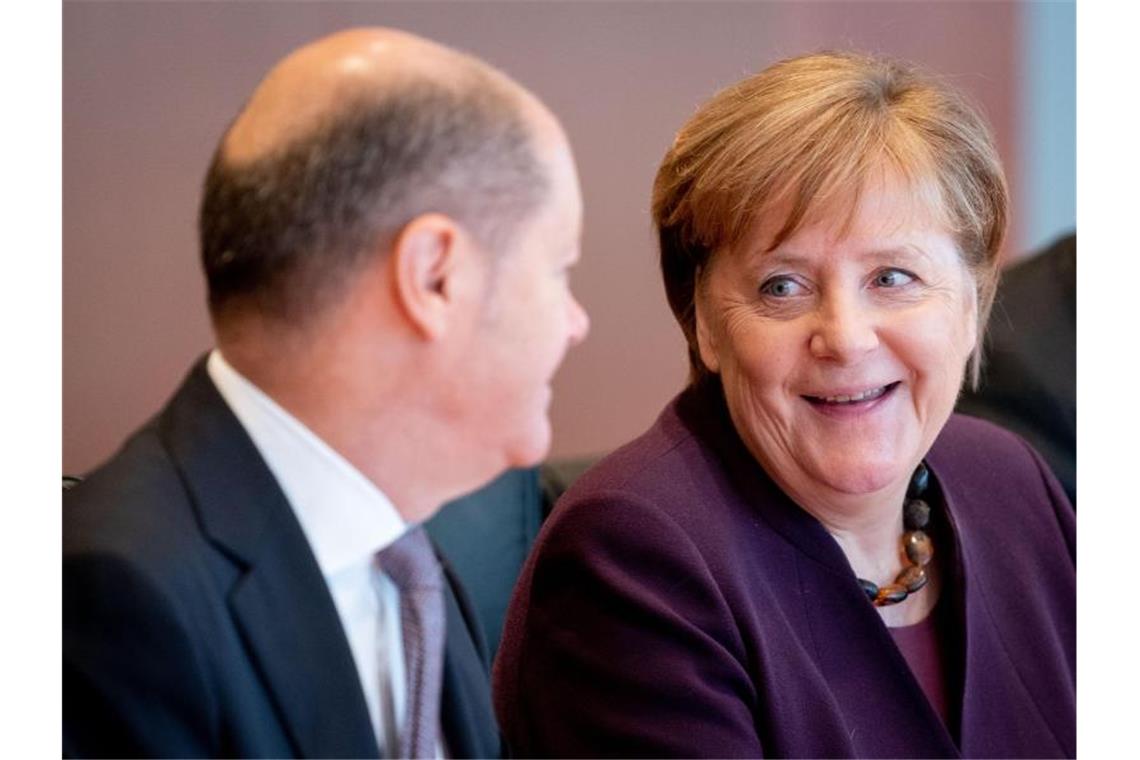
left=740, top=169, right=953, bottom=257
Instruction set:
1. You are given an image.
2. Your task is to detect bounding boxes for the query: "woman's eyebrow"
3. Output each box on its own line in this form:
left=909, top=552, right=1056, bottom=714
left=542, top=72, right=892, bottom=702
left=861, top=245, right=935, bottom=267
left=751, top=248, right=812, bottom=269
left=742, top=234, right=942, bottom=275
left=751, top=245, right=930, bottom=269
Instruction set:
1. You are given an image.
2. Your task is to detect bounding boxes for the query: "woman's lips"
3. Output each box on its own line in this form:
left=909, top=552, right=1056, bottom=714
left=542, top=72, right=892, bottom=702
left=802, top=381, right=901, bottom=412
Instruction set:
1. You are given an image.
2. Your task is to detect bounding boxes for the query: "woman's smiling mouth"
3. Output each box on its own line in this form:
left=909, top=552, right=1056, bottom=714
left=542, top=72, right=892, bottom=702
left=803, top=381, right=901, bottom=408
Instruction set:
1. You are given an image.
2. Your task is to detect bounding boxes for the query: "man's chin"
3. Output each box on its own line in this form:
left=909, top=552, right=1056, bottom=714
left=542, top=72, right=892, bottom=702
left=505, top=421, right=553, bottom=469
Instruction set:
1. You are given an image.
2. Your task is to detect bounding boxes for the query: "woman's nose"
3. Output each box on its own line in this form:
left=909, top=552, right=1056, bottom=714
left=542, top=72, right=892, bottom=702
left=808, top=292, right=879, bottom=363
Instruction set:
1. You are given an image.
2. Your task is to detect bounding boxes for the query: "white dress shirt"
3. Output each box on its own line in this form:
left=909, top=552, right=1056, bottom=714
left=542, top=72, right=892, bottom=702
left=207, top=349, right=417, bottom=755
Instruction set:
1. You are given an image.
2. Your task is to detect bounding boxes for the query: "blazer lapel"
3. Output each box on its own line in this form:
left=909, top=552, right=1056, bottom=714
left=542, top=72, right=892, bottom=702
left=791, top=546, right=961, bottom=757
left=939, top=477, right=1075, bottom=758
left=228, top=534, right=380, bottom=758
left=160, top=360, right=380, bottom=758
left=438, top=556, right=501, bottom=759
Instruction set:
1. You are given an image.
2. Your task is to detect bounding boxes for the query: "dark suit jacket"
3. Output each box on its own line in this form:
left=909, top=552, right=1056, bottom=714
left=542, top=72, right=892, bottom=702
left=958, top=232, right=1076, bottom=504
left=495, top=383, right=1075, bottom=758
left=64, top=360, right=501, bottom=758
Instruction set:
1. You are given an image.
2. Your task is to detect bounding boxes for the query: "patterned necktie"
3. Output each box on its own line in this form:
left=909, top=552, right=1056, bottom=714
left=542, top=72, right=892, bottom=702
left=377, top=526, right=445, bottom=758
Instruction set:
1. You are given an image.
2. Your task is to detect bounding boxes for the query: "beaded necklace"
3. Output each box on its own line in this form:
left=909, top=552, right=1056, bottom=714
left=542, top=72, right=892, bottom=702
left=857, top=462, right=934, bottom=607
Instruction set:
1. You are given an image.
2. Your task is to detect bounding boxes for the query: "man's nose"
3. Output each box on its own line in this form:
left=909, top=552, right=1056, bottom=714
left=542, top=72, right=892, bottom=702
left=568, top=293, right=590, bottom=346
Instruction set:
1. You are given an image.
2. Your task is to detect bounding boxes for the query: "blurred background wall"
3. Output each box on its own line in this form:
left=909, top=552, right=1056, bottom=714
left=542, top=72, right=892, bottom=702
left=63, top=0, right=1075, bottom=476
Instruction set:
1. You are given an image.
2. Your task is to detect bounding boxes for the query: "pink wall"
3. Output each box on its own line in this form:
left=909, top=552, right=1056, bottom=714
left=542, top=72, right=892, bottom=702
left=64, top=1, right=1021, bottom=475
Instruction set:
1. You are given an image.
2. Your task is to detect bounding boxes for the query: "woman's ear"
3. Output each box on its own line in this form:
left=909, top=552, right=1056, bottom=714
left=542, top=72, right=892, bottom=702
left=390, top=213, right=471, bottom=340
left=694, top=281, right=721, bottom=374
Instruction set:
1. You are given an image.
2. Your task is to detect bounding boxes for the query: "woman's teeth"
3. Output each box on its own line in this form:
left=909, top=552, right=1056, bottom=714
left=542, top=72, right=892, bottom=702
left=820, top=385, right=888, bottom=404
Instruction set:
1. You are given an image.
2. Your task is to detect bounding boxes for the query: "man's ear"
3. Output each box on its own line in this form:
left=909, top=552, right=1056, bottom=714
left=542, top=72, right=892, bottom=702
left=694, top=283, right=721, bottom=374
left=390, top=213, right=474, bottom=340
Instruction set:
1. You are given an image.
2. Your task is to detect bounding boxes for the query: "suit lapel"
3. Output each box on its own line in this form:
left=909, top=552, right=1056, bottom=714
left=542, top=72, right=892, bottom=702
left=791, top=547, right=960, bottom=757
left=159, top=360, right=380, bottom=758
left=438, top=555, right=500, bottom=759
left=939, top=474, right=1074, bottom=758
left=228, top=533, right=380, bottom=758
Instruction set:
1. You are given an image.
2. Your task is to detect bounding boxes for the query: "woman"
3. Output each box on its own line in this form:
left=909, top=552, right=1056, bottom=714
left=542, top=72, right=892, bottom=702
left=493, top=52, right=1074, bottom=758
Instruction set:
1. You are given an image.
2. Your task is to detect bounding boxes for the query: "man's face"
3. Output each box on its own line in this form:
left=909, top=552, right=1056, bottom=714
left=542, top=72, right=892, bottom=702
left=457, top=137, right=590, bottom=469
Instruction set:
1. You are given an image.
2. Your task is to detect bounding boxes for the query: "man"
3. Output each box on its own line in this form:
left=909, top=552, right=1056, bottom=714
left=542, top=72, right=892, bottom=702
left=63, top=28, right=588, bottom=758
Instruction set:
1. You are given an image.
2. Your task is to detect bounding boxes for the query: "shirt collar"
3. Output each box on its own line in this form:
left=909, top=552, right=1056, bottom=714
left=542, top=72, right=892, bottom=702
left=206, top=349, right=407, bottom=577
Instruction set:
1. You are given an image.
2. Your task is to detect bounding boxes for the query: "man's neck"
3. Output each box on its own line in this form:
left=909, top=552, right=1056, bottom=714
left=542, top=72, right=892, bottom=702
left=216, top=339, right=495, bottom=524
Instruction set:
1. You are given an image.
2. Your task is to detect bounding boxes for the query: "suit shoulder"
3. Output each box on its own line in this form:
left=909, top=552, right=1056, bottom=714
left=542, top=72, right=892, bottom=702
left=563, top=400, right=703, bottom=503
left=999, top=233, right=1075, bottom=306
left=934, top=413, right=1037, bottom=464
left=64, top=421, right=207, bottom=575
left=930, top=413, right=1071, bottom=524
left=544, top=399, right=741, bottom=557
left=931, top=413, right=1050, bottom=484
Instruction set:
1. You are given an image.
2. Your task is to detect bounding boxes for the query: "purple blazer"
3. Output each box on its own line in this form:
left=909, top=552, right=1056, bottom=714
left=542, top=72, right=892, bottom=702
left=494, top=384, right=1075, bottom=758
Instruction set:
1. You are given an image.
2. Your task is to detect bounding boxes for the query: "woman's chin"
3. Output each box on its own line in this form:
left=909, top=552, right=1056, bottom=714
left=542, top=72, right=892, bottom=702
left=802, top=456, right=909, bottom=499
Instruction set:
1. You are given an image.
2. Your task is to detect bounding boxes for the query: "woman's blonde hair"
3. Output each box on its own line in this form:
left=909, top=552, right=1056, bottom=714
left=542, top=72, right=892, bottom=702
left=652, top=51, right=1008, bottom=388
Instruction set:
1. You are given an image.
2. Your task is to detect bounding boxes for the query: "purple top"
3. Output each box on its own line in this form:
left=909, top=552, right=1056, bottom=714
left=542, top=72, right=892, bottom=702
left=890, top=607, right=951, bottom=728
left=495, top=382, right=1075, bottom=758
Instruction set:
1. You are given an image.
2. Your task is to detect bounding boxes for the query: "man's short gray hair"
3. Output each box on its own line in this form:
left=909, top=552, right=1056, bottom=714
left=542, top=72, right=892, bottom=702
left=199, top=74, right=549, bottom=326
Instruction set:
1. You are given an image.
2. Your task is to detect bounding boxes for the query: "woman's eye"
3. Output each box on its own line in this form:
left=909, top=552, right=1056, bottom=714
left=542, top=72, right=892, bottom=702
left=760, top=276, right=805, bottom=298
left=873, top=268, right=916, bottom=288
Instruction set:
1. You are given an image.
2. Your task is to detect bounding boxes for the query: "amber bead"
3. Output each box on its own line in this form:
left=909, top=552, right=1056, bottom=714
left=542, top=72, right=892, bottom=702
left=896, top=564, right=928, bottom=593
left=903, top=498, right=930, bottom=530
left=875, top=584, right=908, bottom=606
left=908, top=462, right=930, bottom=498
left=905, top=530, right=934, bottom=565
